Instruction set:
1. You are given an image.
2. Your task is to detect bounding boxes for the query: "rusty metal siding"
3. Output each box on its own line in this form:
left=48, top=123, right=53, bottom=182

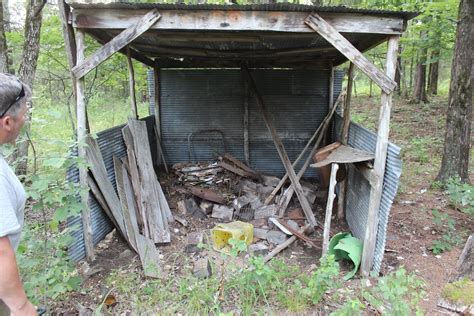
left=67, top=116, right=156, bottom=262
left=158, top=69, right=329, bottom=177
left=334, top=115, right=402, bottom=273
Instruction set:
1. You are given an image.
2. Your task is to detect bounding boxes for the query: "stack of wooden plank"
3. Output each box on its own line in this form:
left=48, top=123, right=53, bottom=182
left=85, top=118, right=173, bottom=278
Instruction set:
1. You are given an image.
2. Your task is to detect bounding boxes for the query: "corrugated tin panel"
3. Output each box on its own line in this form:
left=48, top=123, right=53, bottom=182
left=148, top=69, right=155, bottom=116
left=334, top=115, right=402, bottom=273
left=67, top=116, right=156, bottom=262
left=159, top=69, right=329, bottom=177
left=67, top=2, right=418, bottom=19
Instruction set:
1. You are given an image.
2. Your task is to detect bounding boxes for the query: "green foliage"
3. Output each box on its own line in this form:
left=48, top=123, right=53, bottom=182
left=302, top=255, right=341, bottom=304
left=17, top=226, right=81, bottom=306
left=430, top=209, right=464, bottom=254
left=446, top=178, right=474, bottom=216
left=442, top=279, right=474, bottom=305
left=227, top=237, right=248, bottom=257
left=331, top=298, right=365, bottom=316
left=362, top=267, right=425, bottom=315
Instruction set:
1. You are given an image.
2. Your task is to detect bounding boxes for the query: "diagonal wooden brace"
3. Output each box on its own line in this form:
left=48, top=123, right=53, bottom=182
left=242, top=67, right=317, bottom=228
left=305, top=13, right=396, bottom=94
left=72, top=9, right=161, bottom=79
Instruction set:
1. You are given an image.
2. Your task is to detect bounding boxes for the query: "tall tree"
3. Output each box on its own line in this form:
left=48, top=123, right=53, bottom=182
left=0, top=0, right=11, bottom=73
left=12, top=0, right=46, bottom=175
left=436, top=0, right=472, bottom=184
left=427, top=50, right=439, bottom=95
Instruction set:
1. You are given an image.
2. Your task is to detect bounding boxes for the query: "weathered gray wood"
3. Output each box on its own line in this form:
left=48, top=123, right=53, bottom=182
left=223, top=153, right=257, bottom=176
left=276, top=92, right=342, bottom=216
left=311, top=145, right=374, bottom=167
left=153, top=125, right=168, bottom=174
left=72, top=9, right=161, bottom=79
left=75, top=29, right=95, bottom=261
left=264, top=224, right=311, bottom=263
left=242, top=67, right=317, bottom=228
left=84, top=136, right=127, bottom=239
left=113, top=156, right=138, bottom=253
left=87, top=174, right=121, bottom=235
left=450, top=234, right=473, bottom=282
left=122, top=162, right=141, bottom=243
left=338, top=62, right=355, bottom=220
left=322, top=163, right=339, bottom=255
left=154, top=174, right=173, bottom=223
left=361, top=35, right=400, bottom=276
left=128, top=118, right=170, bottom=243
left=122, top=126, right=148, bottom=237
left=354, top=163, right=379, bottom=187
left=126, top=47, right=138, bottom=119
left=73, top=9, right=405, bottom=35
left=265, top=89, right=346, bottom=206
left=136, top=234, right=161, bottom=278
left=305, top=14, right=397, bottom=94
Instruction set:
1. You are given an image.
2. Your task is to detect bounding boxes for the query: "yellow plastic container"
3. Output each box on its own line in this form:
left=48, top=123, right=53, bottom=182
left=211, top=221, right=254, bottom=252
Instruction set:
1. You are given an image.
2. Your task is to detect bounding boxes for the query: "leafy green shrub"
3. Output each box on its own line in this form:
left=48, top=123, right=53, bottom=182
left=362, top=267, right=425, bottom=315
left=302, top=255, right=341, bottom=304
left=446, top=178, right=474, bottom=216
left=331, top=298, right=365, bottom=316
left=430, top=209, right=464, bottom=254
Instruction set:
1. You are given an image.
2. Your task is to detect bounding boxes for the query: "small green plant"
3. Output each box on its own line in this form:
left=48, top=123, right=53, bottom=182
left=446, top=178, right=474, bottom=216
left=227, top=237, right=248, bottom=257
left=362, top=267, right=425, bottom=316
left=301, top=255, right=341, bottom=304
left=332, top=298, right=365, bottom=316
left=442, top=278, right=474, bottom=305
left=430, top=209, right=464, bottom=254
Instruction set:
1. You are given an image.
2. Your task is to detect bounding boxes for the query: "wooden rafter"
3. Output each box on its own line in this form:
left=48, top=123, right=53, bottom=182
left=305, top=13, right=397, bottom=94
left=72, top=9, right=161, bottom=79
left=72, top=9, right=405, bottom=35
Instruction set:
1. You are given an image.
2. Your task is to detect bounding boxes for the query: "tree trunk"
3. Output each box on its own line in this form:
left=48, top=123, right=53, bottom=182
left=428, top=50, right=439, bottom=95
left=436, top=0, right=472, bottom=184
left=412, top=48, right=428, bottom=103
left=0, top=0, right=11, bottom=73
left=395, top=45, right=402, bottom=95
left=11, top=0, right=45, bottom=175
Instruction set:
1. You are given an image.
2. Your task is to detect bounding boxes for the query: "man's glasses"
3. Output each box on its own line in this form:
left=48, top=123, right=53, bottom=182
left=0, top=85, right=25, bottom=118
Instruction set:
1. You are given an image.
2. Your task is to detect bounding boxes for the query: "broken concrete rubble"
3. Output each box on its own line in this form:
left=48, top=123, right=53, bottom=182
left=179, top=198, right=206, bottom=219
left=199, top=201, right=214, bottom=214
left=254, top=204, right=278, bottom=220
left=249, top=242, right=270, bottom=256
left=267, top=230, right=288, bottom=245
left=261, top=175, right=281, bottom=188
left=253, top=228, right=269, bottom=240
left=193, top=258, right=212, bottom=278
left=211, top=205, right=234, bottom=221
left=185, top=232, right=203, bottom=253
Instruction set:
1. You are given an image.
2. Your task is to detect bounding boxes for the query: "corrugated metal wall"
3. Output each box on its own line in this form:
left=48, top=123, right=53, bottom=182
left=159, top=69, right=330, bottom=177
left=334, top=115, right=402, bottom=273
left=67, top=116, right=156, bottom=262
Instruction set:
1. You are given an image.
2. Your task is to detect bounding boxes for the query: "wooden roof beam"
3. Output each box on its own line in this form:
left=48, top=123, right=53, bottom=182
left=72, top=9, right=161, bottom=79
left=305, top=13, right=397, bottom=94
left=72, top=9, right=405, bottom=35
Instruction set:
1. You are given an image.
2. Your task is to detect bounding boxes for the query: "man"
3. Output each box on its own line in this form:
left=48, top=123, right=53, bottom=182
left=0, top=73, right=36, bottom=315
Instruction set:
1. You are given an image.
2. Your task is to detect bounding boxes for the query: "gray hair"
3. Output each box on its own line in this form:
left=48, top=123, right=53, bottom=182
left=0, top=73, right=31, bottom=118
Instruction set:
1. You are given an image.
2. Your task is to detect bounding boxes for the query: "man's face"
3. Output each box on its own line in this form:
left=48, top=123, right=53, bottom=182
left=4, top=102, right=28, bottom=144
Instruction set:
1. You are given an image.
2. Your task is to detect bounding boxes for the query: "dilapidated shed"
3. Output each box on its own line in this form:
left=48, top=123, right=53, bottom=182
left=61, top=0, right=416, bottom=276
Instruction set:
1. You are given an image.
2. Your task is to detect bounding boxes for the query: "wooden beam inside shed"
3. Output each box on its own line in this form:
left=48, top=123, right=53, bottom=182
left=72, top=9, right=161, bottom=79
left=305, top=13, right=397, bottom=94
left=72, top=9, right=405, bottom=35
left=361, top=35, right=400, bottom=276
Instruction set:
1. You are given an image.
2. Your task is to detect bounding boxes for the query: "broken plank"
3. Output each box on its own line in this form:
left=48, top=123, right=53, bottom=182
left=190, top=187, right=226, bottom=204
left=84, top=136, right=127, bottom=239
left=276, top=219, right=319, bottom=248
left=122, top=162, right=141, bottom=243
left=128, top=118, right=170, bottom=243
left=113, top=156, right=138, bottom=253
left=72, top=9, right=161, bottom=79
left=219, top=160, right=255, bottom=178
left=242, top=67, right=317, bottom=228
left=122, top=126, right=149, bottom=238
left=222, top=153, right=258, bottom=177
left=136, top=234, right=161, bottom=278
left=264, top=225, right=312, bottom=263
left=322, top=163, right=339, bottom=255
left=305, top=13, right=396, bottom=94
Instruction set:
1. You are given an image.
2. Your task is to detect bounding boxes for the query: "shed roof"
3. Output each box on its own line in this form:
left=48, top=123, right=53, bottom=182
left=66, top=2, right=417, bottom=68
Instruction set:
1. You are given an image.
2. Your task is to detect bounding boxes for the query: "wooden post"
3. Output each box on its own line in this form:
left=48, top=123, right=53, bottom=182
left=243, top=79, right=250, bottom=166
left=337, top=63, right=355, bottom=219
left=322, top=163, right=339, bottom=255
left=361, top=35, right=400, bottom=276
left=328, top=65, right=334, bottom=108
left=242, top=67, right=317, bottom=228
left=126, top=47, right=138, bottom=119
left=75, top=29, right=95, bottom=261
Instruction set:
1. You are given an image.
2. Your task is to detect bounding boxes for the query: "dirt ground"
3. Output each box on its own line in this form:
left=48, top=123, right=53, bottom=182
left=50, top=95, right=472, bottom=314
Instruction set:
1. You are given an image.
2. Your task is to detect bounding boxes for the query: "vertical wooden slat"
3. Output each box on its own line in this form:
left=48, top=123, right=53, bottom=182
left=361, top=35, right=400, bottom=276
left=75, top=29, right=95, bottom=261
left=322, top=163, right=339, bottom=255
left=337, top=62, right=355, bottom=219
left=126, top=47, right=138, bottom=119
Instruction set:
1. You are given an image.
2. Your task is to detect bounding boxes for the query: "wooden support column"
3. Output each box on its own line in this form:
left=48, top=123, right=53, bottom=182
left=242, top=68, right=317, bottom=228
left=337, top=63, right=355, bottom=219
left=322, top=163, right=339, bottom=255
left=126, top=47, right=138, bottom=119
left=361, top=36, right=400, bottom=276
left=75, top=29, right=95, bottom=261
left=243, top=79, right=250, bottom=166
